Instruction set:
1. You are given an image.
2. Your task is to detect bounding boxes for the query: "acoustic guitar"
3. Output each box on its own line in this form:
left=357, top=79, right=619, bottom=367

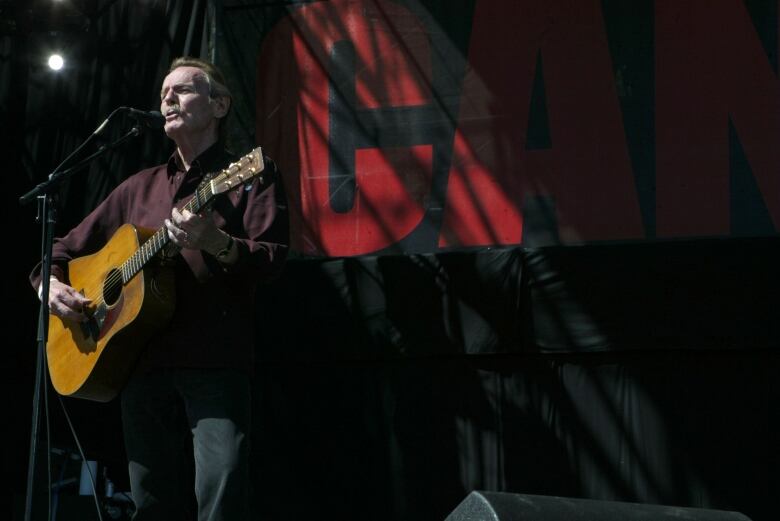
left=46, top=147, right=265, bottom=402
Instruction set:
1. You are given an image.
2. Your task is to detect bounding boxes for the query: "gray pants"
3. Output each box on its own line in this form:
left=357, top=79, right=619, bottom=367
left=121, top=368, right=251, bottom=521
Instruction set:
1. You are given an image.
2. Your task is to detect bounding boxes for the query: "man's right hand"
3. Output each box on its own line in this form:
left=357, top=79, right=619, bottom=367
left=44, top=278, right=92, bottom=322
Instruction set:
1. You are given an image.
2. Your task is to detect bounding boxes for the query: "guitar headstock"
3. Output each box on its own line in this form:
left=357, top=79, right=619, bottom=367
left=210, top=147, right=265, bottom=195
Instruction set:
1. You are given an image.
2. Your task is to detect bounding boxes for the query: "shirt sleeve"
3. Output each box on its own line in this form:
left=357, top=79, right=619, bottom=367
left=28, top=177, right=132, bottom=289
left=197, top=156, right=290, bottom=283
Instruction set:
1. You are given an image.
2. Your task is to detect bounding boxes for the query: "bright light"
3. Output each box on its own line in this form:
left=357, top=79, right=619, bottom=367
left=48, top=54, right=64, bottom=71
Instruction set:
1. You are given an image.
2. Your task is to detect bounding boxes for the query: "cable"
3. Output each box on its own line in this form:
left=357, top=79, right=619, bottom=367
left=57, top=395, right=105, bottom=521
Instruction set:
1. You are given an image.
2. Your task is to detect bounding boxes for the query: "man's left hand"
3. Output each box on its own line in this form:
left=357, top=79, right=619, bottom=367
left=165, top=207, right=225, bottom=255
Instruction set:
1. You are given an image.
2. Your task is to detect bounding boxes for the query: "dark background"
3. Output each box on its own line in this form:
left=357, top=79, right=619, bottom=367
left=2, top=1, right=777, bottom=520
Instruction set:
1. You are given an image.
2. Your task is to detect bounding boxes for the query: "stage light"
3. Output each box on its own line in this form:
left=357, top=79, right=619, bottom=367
left=48, top=54, right=64, bottom=71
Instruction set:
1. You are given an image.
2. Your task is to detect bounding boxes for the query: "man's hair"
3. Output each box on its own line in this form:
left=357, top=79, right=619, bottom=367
left=168, top=56, right=232, bottom=139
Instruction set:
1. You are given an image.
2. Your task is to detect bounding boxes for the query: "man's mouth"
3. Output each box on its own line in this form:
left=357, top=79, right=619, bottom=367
left=165, top=108, right=181, bottom=120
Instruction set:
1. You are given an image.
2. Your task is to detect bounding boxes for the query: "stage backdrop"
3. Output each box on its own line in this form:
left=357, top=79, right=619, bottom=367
left=5, top=2, right=778, bottom=521
left=215, top=0, right=779, bottom=257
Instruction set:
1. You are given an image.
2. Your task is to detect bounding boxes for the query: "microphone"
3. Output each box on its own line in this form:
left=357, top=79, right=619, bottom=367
left=121, top=107, right=165, bottom=129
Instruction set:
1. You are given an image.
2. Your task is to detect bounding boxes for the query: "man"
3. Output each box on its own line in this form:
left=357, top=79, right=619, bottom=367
left=31, top=57, right=288, bottom=519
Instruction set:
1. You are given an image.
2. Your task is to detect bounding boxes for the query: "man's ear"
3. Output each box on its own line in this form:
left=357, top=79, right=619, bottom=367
left=212, top=96, right=230, bottom=119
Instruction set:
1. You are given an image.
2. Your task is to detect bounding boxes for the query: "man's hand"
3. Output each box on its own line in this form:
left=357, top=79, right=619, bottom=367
left=46, top=278, right=92, bottom=322
left=165, top=208, right=226, bottom=255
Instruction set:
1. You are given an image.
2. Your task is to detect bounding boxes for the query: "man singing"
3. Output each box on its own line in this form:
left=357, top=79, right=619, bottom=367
left=32, top=56, right=288, bottom=520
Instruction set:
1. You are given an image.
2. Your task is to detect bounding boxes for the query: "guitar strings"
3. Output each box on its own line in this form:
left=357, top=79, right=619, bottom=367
left=77, top=178, right=217, bottom=309
left=76, top=155, right=258, bottom=310
left=81, top=178, right=212, bottom=306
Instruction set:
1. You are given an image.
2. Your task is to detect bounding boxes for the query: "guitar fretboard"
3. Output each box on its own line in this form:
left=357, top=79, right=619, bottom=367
left=119, top=180, right=215, bottom=283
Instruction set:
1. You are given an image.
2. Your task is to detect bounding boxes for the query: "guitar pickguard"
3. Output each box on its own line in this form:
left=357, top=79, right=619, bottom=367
left=77, top=294, right=123, bottom=346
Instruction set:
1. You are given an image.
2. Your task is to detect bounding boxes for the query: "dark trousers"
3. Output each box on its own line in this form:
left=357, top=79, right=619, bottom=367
left=121, top=368, right=251, bottom=521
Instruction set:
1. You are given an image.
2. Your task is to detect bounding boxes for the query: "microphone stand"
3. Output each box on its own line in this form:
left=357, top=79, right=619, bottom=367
left=19, top=122, right=146, bottom=521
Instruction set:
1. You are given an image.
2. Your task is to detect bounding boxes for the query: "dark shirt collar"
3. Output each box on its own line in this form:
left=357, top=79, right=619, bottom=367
left=166, top=142, right=233, bottom=178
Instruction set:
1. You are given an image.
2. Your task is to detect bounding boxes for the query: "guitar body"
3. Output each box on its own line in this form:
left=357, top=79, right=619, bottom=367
left=47, top=223, right=175, bottom=402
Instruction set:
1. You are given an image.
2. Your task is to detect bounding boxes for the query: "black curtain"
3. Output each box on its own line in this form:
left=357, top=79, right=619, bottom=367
left=252, top=242, right=778, bottom=521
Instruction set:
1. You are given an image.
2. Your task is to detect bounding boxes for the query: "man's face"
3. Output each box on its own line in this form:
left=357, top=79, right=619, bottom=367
left=159, top=66, right=226, bottom=142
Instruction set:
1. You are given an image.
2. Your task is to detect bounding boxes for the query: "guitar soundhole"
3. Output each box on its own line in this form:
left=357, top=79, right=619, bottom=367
left=103, top=269, right=122, bottom=306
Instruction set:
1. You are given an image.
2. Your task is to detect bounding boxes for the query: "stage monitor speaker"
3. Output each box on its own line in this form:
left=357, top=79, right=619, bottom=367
left=445, top=491, right=753, bottom=521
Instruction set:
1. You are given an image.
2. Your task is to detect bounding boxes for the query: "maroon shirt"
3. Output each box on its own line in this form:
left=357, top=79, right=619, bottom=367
left=31, top=144, right=289, bottom=374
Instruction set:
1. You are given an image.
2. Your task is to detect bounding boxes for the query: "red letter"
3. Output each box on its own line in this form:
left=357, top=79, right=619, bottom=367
left=257, top=0, right=433, bottom=256
left=439, top=0, right=643, bottom=247
left=656, top=0, right=780, bottom=237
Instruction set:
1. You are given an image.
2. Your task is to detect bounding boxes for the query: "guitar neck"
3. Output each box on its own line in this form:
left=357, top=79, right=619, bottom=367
left=115, top=146, right=264, bottom=284
left=120, top=181, right=215, bottom=283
